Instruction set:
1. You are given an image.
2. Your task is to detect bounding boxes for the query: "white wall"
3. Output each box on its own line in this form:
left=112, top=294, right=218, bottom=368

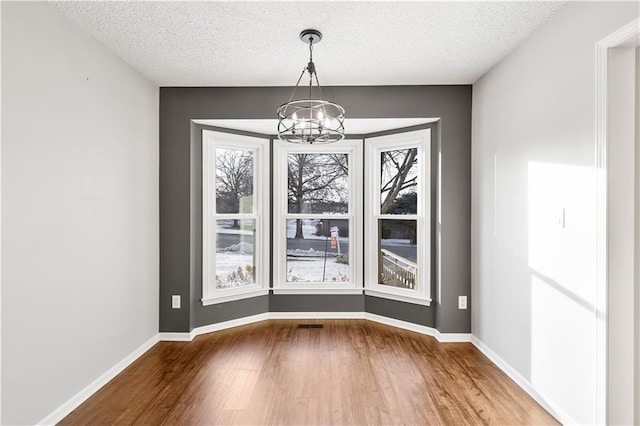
left=471, top=2, right=639, bottom=425
left=1, top=2, right=159, bottom=424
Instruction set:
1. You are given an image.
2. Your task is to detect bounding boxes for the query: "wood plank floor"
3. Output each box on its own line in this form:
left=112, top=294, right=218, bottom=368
left=59, top=320, right=558, bottom=425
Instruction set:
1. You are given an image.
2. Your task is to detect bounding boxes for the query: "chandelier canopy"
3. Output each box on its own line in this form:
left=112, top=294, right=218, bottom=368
left=277, top=29, right=345, bottom=144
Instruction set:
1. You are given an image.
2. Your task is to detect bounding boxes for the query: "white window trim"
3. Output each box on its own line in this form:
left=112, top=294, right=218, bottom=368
left=364, top=129, right=432, bottom=306
left=272, top=288, right=364, bottom=295
left=273, top=139, right=363, bottom=292
left=201, top=130, right=270, bottom=305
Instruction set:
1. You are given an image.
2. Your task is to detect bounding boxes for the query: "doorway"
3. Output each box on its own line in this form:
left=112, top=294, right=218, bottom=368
left=596, top=17, right=640, bottom=425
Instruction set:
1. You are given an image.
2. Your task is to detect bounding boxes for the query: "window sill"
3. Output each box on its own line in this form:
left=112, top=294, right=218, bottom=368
left=202, top=289, right=269, bottom=306
left=271, top=288, right=364, bottom=295
left=364, top=289, right=431, bottom=306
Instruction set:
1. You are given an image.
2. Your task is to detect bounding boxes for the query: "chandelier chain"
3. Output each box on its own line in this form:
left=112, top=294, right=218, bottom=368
left=284, top=67, right=306, bottom=108
left=314, top=69, right=325, bottom=103
left=309, top=38, right=328, bottom=118
left=308, top=38, right=314, bottom=101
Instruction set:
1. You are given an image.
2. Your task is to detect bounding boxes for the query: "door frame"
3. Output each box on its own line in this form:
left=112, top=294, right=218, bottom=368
left=595, top=17, right=640, bottom=425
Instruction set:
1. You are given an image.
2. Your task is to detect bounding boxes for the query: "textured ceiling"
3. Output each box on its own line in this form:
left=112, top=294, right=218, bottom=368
left=50, top=1, right=567, bottom=87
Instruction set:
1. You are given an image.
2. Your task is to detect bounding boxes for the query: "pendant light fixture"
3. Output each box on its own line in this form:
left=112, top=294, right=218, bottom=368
left=277, top=29, right=345, bottom=144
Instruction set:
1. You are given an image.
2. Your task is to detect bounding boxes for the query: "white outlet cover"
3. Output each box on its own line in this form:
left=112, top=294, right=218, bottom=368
left=458, top=296, right=467, bottom=309
left=172, top=295, right=181, bottom=309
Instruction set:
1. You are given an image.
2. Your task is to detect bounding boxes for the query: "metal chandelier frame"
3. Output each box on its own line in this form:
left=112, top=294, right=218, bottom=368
left=277, top=29, right=345, bottom=144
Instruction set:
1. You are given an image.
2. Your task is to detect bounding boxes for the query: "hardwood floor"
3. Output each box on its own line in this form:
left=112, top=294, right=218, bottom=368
left=59, top=320, right=558, bottom=425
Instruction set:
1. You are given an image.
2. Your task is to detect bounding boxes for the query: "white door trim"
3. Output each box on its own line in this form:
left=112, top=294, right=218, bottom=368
left=595, top=17, right=640, bottom=426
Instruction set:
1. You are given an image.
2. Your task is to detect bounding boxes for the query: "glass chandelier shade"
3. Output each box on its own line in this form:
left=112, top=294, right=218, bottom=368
left=277, top=30, right=345, bottom=144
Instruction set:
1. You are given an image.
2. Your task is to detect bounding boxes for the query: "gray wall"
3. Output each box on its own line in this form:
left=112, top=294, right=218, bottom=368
left=160, top=86, right=471, bottom=333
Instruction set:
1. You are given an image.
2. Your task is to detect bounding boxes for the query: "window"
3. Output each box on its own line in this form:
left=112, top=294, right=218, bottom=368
left=201, top=124, right=432, bottom=306
left=273, top=139, right=363, bottom=293
left=202, top=130, right=270, bottom=304
left=365, top=129, right=431, bottom=305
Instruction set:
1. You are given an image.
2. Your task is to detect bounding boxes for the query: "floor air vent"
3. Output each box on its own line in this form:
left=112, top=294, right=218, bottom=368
left=297, top=324, right=324, bottom=329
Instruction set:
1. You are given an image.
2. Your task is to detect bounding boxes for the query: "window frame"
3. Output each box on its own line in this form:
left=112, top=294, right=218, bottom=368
left=201, top=130, right=270, bottom=305
left=364, top=129, right=432, bottom=305
left=272, top=138, right=363, bottom=294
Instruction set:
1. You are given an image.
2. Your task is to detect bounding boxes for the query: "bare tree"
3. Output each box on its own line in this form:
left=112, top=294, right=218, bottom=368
left=288, top=153, right=348, bottom=238
left=327, top=153, right=349, bottom=176
left=216, top=149, right=253, bottom=225
left=380, top=148, right=417, bottom=214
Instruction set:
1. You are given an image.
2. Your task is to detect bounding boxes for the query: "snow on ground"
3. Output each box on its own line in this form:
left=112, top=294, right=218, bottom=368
left=287, top=256, right=349, bottom=283
left=215, top=252, right=254, bottom=289
left=381, top=238, right=412, bottom=246
left=215, top=220, right=353, bottom=285
left=215, top=250, right=349, bottom=284
left=224, top=241, right=253, bottom=254
left=286, top=219, right=348, bottom=241
left=287, top=248, right=338, bottom=257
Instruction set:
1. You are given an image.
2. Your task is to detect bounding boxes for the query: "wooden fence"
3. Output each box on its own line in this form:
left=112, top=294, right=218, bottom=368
left=380, top=249, right=417, bottom=289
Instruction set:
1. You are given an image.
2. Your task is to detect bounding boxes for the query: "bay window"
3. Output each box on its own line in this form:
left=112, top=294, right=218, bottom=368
left=201, top=124, right=431, bottom=305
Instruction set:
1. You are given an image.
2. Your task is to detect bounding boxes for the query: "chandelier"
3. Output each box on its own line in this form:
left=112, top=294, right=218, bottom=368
left=277, top=29, right=345, bottom=144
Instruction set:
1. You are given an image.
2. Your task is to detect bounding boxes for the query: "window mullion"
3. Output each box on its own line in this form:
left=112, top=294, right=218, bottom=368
left=213, top=214, right=259, bottom=220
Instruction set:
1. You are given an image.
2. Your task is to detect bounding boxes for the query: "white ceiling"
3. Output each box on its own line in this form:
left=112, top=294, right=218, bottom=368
left=49, top=1, right=567, bottom=87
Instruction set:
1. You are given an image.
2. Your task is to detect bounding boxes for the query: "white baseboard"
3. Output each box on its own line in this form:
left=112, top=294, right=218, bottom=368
left=470, top=336, right=576, bottom=425
left=435, top=332, right=473, bottom=343
left=159, top=313, right=270, bottom=342
left=269, top=311, right=366, bottom=320
left=159, top=312, right=367, bottom=342
left=364, top=313, right=472, bottom=343
left=365, top=312, right=438, bottom=337
left=158, top=312, right=471, bottom=343
left=38, top=334, right=159, bottom=426
left=191, top=313, right=270, bottom=338
left=157, top=331, right=192, bottom=341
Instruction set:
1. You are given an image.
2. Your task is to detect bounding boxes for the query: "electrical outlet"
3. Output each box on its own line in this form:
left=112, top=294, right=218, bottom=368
left=172, top=295, right=181, bottom=309
left=458, top=296, right=467, bottom=309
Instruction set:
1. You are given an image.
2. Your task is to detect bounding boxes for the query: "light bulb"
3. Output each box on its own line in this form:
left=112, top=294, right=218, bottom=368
left=292, top=112, right=298, bottom=121
left=317, top=111, right=324, bottom=120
